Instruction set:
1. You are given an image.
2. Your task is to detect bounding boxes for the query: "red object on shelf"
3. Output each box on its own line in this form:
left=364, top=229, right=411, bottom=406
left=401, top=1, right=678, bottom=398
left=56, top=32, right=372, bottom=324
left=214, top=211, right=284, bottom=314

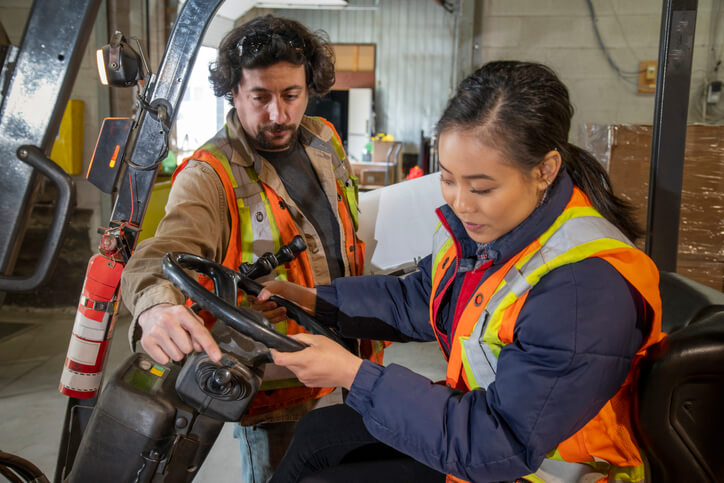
left=406, top=165, right=424, bottom=180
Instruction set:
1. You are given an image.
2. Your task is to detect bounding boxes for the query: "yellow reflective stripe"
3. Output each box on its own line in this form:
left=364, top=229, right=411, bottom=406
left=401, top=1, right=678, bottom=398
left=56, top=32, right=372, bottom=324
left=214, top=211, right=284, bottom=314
left=202, top=143, right=238, bottom=189
left=518, top=206, right=603, bottom=268
left=318, top=116, right=347, bottom=161
left=482, top=237, right=634, bottom=354
left=245, top=165, right=260, bottom=182
left=237, top=198, right=255, bottom=265
left=608, top=464, right=646, bottom=482
left=547, top=448, right=563, bottom=460
left=520, top=474, right=546, bottom=483
left=524, top=238, right=632, bottom=289
left=275, top=320, right=287, bottom=335
left=275, top=264, right=289, bottom=282
left=340, top=178, right=360, bottom=230
left=481, top=289, right=518, bottom=357
left=432, top=235, right=453, bottom=277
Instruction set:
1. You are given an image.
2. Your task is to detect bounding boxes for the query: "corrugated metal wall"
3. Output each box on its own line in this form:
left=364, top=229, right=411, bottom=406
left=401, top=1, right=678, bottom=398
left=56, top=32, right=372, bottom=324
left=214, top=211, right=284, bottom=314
left=269, top=0, right=459, bottom=151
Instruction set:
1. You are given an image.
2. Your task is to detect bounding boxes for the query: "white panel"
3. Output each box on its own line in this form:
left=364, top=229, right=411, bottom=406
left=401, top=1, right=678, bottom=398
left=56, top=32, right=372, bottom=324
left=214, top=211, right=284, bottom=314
left=358, top=173, right=445, bottom=274
left=347, top=87, right=372, bottom=133
left=347, top=87, right=372, bottom=161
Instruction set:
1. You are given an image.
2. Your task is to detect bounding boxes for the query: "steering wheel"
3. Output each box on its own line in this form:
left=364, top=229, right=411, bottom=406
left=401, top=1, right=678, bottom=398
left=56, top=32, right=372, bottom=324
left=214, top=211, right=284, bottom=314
left=161, top=252, right=345, bottom=352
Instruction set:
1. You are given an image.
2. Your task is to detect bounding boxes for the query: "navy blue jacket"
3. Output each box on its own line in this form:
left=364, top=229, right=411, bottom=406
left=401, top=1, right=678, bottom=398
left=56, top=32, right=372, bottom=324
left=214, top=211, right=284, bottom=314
left=315, top=171, right=647, bottom=482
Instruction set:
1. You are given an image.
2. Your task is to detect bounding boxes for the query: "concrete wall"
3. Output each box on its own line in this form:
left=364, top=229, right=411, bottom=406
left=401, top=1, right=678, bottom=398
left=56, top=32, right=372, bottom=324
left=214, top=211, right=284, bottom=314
left=477, top=0, right=721, bottom=144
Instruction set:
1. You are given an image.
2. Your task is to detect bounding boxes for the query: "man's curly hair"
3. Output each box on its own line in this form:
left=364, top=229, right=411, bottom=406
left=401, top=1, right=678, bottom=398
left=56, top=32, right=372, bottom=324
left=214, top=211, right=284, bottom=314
left=209, top=15, right=336, bottom=104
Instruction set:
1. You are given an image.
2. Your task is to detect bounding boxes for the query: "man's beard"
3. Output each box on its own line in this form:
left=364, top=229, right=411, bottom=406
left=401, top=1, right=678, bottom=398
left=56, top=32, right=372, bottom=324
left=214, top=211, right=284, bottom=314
left=254, top=123, right=298, bottom=151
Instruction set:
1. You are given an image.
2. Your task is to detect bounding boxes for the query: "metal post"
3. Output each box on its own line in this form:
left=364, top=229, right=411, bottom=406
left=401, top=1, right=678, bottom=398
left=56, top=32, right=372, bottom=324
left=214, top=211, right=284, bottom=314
left=645, top=0, right=698, bottom=271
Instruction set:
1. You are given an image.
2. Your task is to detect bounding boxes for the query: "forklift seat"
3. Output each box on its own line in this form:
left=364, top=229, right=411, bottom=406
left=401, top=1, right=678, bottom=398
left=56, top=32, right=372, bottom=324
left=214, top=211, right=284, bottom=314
left=633, top=273, right=724, bottom=482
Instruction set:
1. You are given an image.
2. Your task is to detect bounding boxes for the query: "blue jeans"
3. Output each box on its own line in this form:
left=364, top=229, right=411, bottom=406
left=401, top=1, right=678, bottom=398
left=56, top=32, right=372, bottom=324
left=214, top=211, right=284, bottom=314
left=233, top=421, right=298, bottom=483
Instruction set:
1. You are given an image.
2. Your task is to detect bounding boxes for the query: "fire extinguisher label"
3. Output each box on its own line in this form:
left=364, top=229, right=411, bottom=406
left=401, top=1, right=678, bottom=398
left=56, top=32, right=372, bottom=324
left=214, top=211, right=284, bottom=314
left=67, top=334, right=101, bottom=365
left=72, top=309, right=110, bottom=341
left=59, top=367, right=101, bottom=392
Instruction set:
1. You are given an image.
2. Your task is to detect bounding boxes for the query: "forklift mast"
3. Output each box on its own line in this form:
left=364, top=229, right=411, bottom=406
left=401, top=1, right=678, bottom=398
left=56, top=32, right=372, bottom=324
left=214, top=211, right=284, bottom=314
left=0, top=0, right=100, bottom=293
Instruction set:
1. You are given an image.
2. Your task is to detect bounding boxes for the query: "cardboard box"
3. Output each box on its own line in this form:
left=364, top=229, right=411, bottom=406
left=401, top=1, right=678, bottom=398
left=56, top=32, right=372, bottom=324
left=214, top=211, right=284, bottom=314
left=349, top=161, right=398, bottom=189
left=372, top=140, right=399, bottom=164
left=581, top=124, right=724, bottom=291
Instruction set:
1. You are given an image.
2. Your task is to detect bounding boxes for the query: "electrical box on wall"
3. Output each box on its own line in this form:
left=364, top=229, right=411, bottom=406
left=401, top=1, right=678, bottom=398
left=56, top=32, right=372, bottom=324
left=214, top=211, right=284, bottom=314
left=706, top=80, right=722, bottom=104
left=638, top=61, right=657, bottom=94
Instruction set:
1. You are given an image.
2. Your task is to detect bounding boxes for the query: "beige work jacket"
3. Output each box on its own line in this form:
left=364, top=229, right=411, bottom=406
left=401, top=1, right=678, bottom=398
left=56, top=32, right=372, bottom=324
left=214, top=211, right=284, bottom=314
left=121, top=109, right=355, bottom=350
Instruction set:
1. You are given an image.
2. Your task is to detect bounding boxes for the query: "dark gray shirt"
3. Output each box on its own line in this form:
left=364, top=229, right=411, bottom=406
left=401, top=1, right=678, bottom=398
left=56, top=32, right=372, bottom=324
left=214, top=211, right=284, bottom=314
left=260, top=140, right=345, bottom=280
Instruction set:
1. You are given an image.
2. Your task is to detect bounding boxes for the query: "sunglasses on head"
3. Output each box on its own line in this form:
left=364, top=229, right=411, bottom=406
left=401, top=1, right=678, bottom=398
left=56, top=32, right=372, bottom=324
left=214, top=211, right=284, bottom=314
left=236, top=32, right=305, bottom=58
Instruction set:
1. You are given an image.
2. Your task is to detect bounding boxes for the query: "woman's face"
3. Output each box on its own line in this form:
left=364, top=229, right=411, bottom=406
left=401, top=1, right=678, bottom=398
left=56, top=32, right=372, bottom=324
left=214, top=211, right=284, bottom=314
left=438, top=128, right=552, bottom=244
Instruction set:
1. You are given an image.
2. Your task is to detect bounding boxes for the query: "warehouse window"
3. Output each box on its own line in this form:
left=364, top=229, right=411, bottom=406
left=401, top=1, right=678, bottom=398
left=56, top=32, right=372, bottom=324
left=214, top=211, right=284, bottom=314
left=175, top=46, right=229, bottom=160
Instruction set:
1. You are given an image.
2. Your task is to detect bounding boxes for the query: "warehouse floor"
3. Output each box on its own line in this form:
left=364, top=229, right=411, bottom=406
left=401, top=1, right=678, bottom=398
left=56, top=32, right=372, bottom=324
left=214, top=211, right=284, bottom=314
left=0, top=305, right=446, bottom=481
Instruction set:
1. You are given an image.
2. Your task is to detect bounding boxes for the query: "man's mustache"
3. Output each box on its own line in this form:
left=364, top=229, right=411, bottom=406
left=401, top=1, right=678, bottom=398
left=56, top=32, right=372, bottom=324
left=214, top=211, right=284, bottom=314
left=262, top=123, right=295, bottom=133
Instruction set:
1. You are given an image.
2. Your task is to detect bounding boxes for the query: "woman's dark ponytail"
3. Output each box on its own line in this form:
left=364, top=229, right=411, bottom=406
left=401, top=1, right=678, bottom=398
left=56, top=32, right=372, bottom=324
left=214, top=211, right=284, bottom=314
left=437, top=61, right=643, bottom=242
left=561, top=143, right=643, bottom=241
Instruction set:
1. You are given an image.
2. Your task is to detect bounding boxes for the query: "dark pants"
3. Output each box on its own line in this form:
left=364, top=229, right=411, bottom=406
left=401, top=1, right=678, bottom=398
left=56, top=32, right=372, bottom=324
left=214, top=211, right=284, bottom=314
left=270, top=404, right=446, bottom=483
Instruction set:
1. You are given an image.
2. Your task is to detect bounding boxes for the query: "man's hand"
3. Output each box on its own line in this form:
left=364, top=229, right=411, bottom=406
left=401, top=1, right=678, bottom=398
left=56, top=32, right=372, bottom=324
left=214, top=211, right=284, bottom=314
left=138, top=303, right=222, bottom=365
left=270, top=333, right=363, bottom=390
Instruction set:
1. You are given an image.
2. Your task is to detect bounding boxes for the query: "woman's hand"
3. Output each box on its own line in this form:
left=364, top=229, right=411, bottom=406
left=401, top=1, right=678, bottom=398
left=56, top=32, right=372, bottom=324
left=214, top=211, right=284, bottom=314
left=249, top=280, right=318, bottom=323
left=271, top=333, right=363, bottom=390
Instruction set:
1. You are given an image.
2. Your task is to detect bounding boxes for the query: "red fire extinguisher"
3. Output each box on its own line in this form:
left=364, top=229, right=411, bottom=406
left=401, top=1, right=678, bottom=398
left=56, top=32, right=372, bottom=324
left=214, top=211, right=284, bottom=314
left=59, top=254, right=124, bottom=398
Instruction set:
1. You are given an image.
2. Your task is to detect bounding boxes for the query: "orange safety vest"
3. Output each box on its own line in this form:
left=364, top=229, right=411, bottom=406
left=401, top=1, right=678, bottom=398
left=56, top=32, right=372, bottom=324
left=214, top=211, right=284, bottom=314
left=431, top=188, right=664, bottom=483
left=175, top=117, right=383, bottom=416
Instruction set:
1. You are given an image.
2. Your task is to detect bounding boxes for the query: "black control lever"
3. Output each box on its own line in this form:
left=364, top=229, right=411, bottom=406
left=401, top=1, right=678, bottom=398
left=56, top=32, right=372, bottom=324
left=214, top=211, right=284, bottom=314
left=239, top=235, right=306, bottom=280
left=235, top=235, right=345, bottom=346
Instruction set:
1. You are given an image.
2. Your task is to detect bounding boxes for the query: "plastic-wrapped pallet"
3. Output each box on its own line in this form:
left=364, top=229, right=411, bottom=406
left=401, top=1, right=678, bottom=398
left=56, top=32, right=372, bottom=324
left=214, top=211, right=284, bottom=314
left=580, top=123, right=724, bottom=291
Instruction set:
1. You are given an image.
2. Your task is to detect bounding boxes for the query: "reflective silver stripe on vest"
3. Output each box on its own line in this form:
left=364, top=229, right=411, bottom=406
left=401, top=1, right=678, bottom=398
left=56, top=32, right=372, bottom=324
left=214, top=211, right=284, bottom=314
left=463, top=310, right=497, bottom=388
left=462, top=214, right=632, bottom=390
left=229, top=162, right=276, bottom=264
left=534, top=458, right=607, bottom=483
left=431, top=223, right=450, bottom=261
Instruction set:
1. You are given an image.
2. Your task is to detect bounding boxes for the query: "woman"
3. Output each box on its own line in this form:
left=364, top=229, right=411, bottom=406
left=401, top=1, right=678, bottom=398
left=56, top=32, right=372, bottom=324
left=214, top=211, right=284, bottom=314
left=257, top=61, right=663, bottom=483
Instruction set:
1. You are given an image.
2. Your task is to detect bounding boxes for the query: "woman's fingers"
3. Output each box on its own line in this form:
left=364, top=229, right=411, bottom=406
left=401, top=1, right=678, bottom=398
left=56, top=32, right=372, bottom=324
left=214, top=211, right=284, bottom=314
left=271, top=334, right=362, bottom=389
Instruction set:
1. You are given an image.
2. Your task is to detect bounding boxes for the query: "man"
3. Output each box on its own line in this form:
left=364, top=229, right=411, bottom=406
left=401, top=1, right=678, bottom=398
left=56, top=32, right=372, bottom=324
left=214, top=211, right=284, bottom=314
left=120, top=15, right=381, bottom=482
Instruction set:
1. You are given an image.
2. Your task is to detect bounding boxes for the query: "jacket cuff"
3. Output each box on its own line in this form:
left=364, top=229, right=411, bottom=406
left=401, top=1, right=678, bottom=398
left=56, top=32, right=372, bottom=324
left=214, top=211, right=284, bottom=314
left=314, top=286, right=340, bottom=328
left=346, top=359, right=385, bottom=414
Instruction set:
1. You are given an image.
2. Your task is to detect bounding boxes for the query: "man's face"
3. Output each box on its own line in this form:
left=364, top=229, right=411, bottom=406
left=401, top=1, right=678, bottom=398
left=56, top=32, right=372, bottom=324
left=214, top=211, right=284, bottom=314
left=232, top=61, right=309, bottom=151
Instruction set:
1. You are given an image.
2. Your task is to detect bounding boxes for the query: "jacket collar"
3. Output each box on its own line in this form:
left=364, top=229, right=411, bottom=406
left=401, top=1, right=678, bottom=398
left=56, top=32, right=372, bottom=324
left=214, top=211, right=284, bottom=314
left=225, top=109, right=332, bottom=169
left=437, top=169, right=574, bottom=265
